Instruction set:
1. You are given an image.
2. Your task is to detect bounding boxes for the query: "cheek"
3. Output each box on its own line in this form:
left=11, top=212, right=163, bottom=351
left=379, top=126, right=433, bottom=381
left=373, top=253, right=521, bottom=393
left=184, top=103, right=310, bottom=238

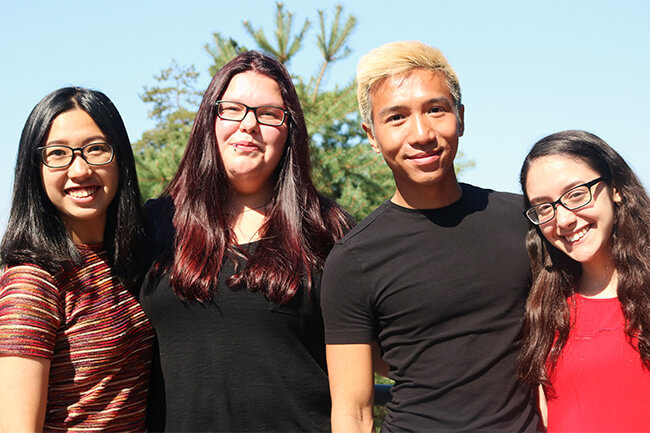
left=40, top=167, right=60, bottom=202
left=263, top=127, right=289, bottom=156
left=215, top=119, right=236, bottom=150
left=103, top=164, right=121, bottom=201
left=539, top=224, right=558, bottom=244
left=372, top=128, right=402, bottom=156
left=438, top=118, right=461, bottom=140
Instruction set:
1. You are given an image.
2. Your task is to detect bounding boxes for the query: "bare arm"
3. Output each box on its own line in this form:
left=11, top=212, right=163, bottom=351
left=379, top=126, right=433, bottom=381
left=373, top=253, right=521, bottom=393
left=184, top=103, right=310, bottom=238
left=327, top=343, right=376, bottom=433
left=537, top=384, right=548, bottom=432
left=371, top=341, right=389, bottom=377
left=0, top=355, right=50, bottom=433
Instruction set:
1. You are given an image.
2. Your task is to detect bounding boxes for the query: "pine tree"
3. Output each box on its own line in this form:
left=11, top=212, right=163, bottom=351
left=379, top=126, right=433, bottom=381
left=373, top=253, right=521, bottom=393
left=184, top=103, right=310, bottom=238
left=133, top=60, right=202, bottom=199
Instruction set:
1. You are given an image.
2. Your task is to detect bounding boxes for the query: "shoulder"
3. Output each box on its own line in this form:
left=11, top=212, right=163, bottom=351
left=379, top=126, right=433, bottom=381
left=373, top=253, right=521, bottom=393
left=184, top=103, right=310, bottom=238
left=144, top=196, right=175, bottom=225
left=1, top=264, right=61, bottom=312
left=143, top=197, right=176, bottom=252
left=461, top=183, right=523, bottom=207
left=0, top=265, right=63, bottom=357
left=460, top=183, right=526, bottom=222
left=335, top=201, right=394, bottom=247
left=0, top=265, right=62, bottom=319
left=1, top=264, right=58, bottom=291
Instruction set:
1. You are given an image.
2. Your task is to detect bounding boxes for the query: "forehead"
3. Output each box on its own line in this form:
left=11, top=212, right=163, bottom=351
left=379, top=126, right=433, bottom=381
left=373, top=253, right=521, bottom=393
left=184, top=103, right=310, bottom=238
left=47, top=108, right=104, bottom=142
left=525, top=155, right=600, bottom=200
left=222, top=71, right=284, bottom=105
left=369, top=69, right=453, bottom=111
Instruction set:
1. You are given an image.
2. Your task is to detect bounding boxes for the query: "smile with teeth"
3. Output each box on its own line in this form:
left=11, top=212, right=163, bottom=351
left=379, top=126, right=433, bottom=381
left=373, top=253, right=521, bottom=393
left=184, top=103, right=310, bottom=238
left=66, top=186, right=99, bottom=199
left=563, top=226, right=590, bottom=243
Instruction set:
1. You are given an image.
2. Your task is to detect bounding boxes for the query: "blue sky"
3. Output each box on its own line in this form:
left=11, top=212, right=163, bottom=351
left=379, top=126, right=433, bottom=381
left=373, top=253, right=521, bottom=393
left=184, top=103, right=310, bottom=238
left=1, top=0, right=648, bottom=232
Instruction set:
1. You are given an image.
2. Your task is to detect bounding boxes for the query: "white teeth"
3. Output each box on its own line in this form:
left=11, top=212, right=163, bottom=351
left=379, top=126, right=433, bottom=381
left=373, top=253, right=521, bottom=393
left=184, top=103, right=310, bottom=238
left=67, top=187, right=97, bottom=198
left=565, top=226, right=589, bottom=242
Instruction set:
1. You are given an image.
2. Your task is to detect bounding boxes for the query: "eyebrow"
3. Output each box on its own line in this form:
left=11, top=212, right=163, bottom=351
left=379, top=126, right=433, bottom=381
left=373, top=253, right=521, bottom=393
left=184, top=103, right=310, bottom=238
left=45, top=135, right=108, bottom=146
left=377, top=97, right=452, bottom=117
left=528, top=180, right=592, bottom=204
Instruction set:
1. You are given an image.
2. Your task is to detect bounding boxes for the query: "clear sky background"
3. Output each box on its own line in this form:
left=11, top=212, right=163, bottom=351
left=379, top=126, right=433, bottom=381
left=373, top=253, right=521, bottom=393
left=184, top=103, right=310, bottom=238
left=1, top=0, right=648, bottom=234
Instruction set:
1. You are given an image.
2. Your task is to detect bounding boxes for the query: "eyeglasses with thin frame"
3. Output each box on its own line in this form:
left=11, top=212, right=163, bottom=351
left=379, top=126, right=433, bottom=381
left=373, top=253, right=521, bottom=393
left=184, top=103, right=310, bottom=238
left=215, top=100, right=289, bottom=126
left=38, top=142, right=115, bottom=168
left=524, top=177, right=606, bottom=225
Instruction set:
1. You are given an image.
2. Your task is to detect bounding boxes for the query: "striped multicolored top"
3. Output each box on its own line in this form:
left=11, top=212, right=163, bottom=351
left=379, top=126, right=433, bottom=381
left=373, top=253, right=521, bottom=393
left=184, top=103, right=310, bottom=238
left=0, top=244, right=154, bottom=432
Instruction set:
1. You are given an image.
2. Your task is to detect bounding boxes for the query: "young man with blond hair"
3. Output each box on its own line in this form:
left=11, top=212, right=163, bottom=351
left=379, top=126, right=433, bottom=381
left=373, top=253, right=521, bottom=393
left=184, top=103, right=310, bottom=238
left=321, top=41, right=538, bottom=432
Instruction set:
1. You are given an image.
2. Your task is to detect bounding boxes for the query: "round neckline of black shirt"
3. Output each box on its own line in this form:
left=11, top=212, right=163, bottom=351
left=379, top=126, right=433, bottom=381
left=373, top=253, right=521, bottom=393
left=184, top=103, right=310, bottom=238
left=385, top=183, right=469, bottom=214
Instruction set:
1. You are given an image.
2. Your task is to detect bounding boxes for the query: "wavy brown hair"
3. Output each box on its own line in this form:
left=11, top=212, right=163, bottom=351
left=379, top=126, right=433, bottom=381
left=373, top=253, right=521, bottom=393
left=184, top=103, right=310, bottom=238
left=518, top=130, right=650, bottom=388
left=154, top=51, right=353, bottom=304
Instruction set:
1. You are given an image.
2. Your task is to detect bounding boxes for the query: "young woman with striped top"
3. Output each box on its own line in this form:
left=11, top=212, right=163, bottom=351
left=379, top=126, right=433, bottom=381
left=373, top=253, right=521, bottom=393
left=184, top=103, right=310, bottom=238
left=0, top=87, right=154, bottom=432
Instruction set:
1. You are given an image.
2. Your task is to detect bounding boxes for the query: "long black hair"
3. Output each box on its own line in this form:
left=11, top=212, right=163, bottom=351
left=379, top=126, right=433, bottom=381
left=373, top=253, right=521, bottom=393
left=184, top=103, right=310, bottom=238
left=518, top=130, right=650, bottom=387
left=0, top=87, right=145, bottom=289
left=157, top=51, right=353, bottom=304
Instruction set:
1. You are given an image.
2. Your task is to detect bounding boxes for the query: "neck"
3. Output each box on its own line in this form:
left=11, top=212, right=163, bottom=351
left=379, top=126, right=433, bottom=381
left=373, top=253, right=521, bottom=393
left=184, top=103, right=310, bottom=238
left=65, top=218, right=105, bottom=245
left=226, top=187, right=271, bottom=215
left=578, top=259, right=618, bottom=298
left=391, top=175, right=462, bottom=209
left=226, top=187, right=271, bottom=244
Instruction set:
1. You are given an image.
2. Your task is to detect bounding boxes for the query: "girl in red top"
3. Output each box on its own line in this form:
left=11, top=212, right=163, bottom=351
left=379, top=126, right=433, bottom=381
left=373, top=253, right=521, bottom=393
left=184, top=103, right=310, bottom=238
left=0, top=87, right=153, bottom=432
left=518, top=130, right=650, bottom=432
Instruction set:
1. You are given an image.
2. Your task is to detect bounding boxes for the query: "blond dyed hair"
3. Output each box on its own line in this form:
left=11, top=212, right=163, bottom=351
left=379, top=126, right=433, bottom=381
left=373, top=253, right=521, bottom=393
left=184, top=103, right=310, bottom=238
left=356, top=40, right=462, bottom=127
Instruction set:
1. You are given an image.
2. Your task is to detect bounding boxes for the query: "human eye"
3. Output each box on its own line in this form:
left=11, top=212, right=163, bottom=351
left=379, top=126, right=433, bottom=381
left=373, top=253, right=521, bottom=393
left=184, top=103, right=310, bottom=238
left=44, top=146, right=70, bottom=159
left=535, top=203, right=554, bottom=217
left=83, top=142, right=111, bottom=157
left=219, top=102, right=245, bottom=116
left=563, top=187, right=589, bottom=205
left=385, top=113, right=405, bottom=123
left=258, top=106, right=284, bottom=121
left=427, top=106, right=446, bottom=115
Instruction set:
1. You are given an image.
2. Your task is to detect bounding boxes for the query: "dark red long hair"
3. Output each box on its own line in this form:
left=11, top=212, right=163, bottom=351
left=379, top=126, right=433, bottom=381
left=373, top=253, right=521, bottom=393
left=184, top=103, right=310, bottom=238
left=159, top=51, right=353, bottom=304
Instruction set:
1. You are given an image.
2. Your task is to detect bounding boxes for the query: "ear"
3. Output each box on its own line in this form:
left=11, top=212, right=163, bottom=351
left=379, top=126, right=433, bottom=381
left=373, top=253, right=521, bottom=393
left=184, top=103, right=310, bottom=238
left=612, top=184, right=622, bottom=204
left=457, top=104, right=465, bottom=137
left=362, top=122, right=382, bottom=154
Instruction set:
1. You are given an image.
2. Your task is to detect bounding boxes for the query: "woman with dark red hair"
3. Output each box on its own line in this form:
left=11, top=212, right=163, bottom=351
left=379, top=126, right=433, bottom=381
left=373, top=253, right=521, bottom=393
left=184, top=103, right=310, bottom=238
left=141, top=51, right=353, bottom=432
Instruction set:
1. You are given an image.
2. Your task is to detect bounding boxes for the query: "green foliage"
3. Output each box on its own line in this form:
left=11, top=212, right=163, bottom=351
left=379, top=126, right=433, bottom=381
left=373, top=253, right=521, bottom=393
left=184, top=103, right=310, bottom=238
left=133, top=61, right=201, bottom=199
left=311, top=114, right=392, bottom=220
left=205, top=33, right=247, bottom=75
left=242, top=3, right=309, bottom=64
left=373, top=374, right=395, bottom=431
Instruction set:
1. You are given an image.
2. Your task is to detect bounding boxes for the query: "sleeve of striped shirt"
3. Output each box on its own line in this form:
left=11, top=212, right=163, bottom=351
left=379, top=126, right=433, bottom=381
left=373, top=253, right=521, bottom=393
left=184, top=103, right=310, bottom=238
left=0, top=265, right=62, bottom=359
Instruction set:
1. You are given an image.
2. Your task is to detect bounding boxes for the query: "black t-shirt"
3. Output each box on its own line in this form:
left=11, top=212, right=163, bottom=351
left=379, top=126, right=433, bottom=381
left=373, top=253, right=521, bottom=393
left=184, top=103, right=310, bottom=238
left=322, top=184, right=538, bottom=432
left=140, top=198, right=330, bottom=432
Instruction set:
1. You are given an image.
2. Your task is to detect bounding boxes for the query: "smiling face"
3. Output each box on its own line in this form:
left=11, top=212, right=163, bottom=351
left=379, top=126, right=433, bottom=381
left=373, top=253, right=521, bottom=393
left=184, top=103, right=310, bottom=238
left=363, top=68, right=464, bottom=208
left=525, top=154, right=621, bottom=268
left=215, top=71, right=289, bottom=197
left=40, top=108, right=119, bottom=244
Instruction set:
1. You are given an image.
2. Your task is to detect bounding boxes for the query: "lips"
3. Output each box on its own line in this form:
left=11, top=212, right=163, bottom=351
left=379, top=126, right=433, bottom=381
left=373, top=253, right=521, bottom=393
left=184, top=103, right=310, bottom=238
left=406, top=150, right=441, bottom=165
left=233, top=141, right=261, bottom=152
left=563, top=225, right=590, bottom=243
left=65, top=186, right=100, bottom=199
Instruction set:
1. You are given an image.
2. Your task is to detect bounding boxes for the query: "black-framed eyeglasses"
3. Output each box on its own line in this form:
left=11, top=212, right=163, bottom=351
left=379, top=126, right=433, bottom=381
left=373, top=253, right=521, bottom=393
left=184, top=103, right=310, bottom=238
left=38, top=142, right=115, bottom=168
left=524, top=177, right=606, bottom=225
left=215, top=100, right=289, bottom=126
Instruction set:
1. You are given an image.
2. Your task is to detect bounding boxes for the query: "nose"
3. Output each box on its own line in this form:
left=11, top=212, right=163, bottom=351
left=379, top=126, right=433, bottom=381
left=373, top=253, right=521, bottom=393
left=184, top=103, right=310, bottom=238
left=554, top=204, right=577, bottom=229
left=239, top=109, right=259, bottom=132
left=407, top=114, right=435, bottom=146
left=67, top=153, right=93, bottom=178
